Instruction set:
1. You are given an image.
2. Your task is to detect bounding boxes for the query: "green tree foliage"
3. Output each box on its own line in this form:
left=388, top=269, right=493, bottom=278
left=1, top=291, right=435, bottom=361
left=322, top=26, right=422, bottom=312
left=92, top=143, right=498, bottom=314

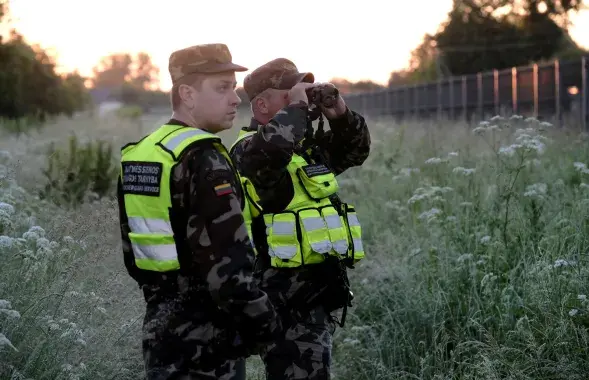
left=90, top=51, right=169, bottom=111
left=40, top=135, right=118, bottom=207
left=0, top=1, right=90, bottom=124
left=389, top=0, right=588, bottom=85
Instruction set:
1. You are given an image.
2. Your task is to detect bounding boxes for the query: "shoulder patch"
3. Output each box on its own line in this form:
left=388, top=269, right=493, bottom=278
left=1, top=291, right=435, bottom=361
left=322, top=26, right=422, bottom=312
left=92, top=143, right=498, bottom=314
left=213, top=182, right=233, bottom=196
left=121, top=161, right=163, bottom=196
left=301, top=163, right=332, bottom=177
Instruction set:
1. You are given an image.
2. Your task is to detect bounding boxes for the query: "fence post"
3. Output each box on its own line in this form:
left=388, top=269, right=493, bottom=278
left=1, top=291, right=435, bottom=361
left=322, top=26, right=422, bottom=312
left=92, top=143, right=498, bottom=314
left=449, top=76, right=455, bottom=120
left=383, top=89, right=389, bottom=117
left=494, top=69, right=499, bottom=116
left=554, top=60, right=562, bottom=127
left=437, top=78, right=442, bottom=120
left=512, top=67, right=518, bottom=115
left=462, top=75, right=467, bottom=120
left=477, top=72, right=483, bottom=121
left=533, top=63, right=539, bottom=118
left=583, top=56, right=588, bottom=131
left=404, top=86, right=410, bottom=119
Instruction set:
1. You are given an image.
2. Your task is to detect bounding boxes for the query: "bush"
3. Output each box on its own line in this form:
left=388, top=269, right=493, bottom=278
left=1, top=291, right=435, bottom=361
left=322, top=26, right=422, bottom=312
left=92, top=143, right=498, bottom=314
left=39, top=135, right=118, bottom=207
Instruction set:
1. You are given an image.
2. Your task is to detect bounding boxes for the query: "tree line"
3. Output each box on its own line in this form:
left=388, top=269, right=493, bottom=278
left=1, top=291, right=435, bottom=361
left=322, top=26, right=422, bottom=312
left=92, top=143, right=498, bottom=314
left=0, top=0, right=168, bottom=125
left=333, top=0, right=589, bottom=93
left=1, top=0, right=587, bottom=124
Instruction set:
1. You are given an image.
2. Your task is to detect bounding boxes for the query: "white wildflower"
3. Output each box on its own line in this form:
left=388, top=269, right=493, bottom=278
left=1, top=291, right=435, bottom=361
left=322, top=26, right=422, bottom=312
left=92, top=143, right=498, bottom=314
left=539, top=121, right=552, bottom=129
left=490, top=115, right=504, bottom=122
left=342, top=338, right=360, bottom=345
left=553, top=259, right=576, bottom=268
left=510, top=115, right=524, bottom=121
left=22, top=231, right=39, bottom=241
left=0, top=202, right=14, bottom=215
left=573, top=162, right=589, bottom=175
left=523, top=183, right=547, bottom=199
left=0, top=150, right=11, bottom=161
left=569, top=309, right=579, bottom=317
left=453, top=166, right=476, bottom=176
left=0, top=333, right=17, bottom=351
left=425, top=157, right=443, bottom=165
left=418, top=208, right=442, bottom=223
left=498, top=145, right=517, bottom=157
left=63, top=236, right=75, bottom=245
left=580, top=183, right=589, bottom=190
left=0, top=309, right=20, bottom=319
left=0, top=236, right=14, bottom=249
left=480, top=235, right=491, bottom=244
left=473, top=126, right=486, bottom=135
left=578, top=294, right=587, bottom=302
left=36, top=237, right=51, bottom=248
left=447, top=151, right=459, bottom=157
left=28, top=226, right=45, bottom=237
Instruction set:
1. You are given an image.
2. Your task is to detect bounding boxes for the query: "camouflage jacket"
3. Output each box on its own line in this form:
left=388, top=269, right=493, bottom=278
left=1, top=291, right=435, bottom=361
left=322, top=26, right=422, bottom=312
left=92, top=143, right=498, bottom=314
left=229, top=104, right=371, bottom=309
left=117, top=119, right=281, bottom=344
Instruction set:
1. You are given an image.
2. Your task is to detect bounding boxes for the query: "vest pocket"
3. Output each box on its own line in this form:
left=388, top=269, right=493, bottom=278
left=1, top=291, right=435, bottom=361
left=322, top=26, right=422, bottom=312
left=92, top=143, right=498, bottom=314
left=263, top=212, right=302, bottom=267
left=342, top=204, right=365, bottom=261
left=296, top=166, right=339, bottom=200
left=298, top=208, right=332, bottom=264
left=319, top=206, right=350, bottom=257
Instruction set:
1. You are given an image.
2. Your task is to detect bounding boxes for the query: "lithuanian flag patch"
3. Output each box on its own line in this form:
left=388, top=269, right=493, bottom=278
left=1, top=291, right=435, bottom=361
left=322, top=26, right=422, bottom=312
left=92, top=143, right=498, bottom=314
left=214, top=182, right=233, bottom=196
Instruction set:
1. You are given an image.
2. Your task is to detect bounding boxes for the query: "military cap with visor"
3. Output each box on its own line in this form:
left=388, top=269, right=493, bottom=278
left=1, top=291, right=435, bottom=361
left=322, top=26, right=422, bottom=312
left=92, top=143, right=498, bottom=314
left=243, top=58, right=315, bottom=101
left=168, top=43, right=248, bottom=84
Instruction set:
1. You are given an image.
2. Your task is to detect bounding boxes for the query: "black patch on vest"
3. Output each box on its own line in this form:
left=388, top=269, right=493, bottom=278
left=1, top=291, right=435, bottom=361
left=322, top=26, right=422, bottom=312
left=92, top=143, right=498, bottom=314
left=301, top=164, right=332, bottom=177
left=121, top=161, right=163, bottom=196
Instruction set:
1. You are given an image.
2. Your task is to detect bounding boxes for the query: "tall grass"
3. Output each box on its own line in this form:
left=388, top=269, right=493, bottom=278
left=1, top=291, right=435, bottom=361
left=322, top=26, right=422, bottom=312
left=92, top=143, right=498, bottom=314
left=1, top=111, right=589, bottom=379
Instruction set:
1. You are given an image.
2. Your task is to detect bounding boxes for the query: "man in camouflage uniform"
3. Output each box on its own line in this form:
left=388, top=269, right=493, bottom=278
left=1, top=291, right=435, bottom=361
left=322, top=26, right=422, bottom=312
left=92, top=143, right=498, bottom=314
left=229, top=58, right=371, bottom=380
left=116, top=44, right=282, bottom=380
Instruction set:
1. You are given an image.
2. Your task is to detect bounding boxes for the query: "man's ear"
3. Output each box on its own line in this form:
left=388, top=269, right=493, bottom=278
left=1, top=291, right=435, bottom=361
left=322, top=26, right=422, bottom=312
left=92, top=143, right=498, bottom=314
left=255, top=96, right=267, bottom=114
left=179, top=84, right=195, bottom=108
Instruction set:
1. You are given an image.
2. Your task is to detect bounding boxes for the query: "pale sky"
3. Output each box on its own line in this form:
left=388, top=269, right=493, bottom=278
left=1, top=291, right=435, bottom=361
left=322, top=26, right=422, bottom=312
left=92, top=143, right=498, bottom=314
left=5, top=0, right=589, bottom=91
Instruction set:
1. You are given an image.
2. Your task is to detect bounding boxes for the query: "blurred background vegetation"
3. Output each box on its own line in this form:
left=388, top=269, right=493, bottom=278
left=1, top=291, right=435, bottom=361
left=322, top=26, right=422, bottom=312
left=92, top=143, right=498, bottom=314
left=1, top=0, right=587, bottom=127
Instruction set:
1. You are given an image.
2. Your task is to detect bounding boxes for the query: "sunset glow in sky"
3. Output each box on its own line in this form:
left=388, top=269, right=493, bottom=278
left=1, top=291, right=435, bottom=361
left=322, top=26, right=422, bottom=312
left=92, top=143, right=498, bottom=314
left=6, top=0, right=589, bottom=91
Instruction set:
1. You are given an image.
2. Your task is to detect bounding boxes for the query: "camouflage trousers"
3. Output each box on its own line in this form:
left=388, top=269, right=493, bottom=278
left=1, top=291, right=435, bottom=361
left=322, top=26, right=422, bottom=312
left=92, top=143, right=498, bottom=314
left=141, top=299, right=248, bottom=380
left=259, top=305, right=336, bottom=380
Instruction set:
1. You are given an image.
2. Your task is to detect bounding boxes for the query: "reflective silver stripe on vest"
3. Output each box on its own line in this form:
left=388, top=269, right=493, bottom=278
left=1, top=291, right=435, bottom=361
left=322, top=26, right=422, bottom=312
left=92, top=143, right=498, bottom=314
left=132, top=243, right=178, bottom=261
left=301, top=216, right=331, bottom=253
left=272, top=246, right=298, bottom=259
left=270, top=220, right=298, bottom=259
left=128, top=217, right=173, bottom=234
left=323, top=214, right=349, bottom=255
left=347, top=214, right=363, bottom=254
left=347, top=214, right=360, bottom=227
left=353, top=238, right=363, bottom=254
left=164, top=128, right=210, bottom=151
left=272, top=221, right=295, bottom=235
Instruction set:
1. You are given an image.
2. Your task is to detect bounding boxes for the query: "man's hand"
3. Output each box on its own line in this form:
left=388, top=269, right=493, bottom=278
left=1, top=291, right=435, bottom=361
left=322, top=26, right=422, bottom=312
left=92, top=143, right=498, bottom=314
left=317, top=83, right=347, bottom=119
left=288, top=82, right=315, bottom=105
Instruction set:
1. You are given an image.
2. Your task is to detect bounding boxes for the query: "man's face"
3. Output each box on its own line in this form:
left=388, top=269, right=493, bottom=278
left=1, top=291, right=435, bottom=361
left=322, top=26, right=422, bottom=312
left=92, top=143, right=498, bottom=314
left=181, top=72, right=241, bottom=133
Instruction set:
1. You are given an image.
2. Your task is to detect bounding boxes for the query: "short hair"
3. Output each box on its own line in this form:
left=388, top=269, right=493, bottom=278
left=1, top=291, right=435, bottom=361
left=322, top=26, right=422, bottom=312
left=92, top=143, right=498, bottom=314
left=170, top=73, right=206, bottom=110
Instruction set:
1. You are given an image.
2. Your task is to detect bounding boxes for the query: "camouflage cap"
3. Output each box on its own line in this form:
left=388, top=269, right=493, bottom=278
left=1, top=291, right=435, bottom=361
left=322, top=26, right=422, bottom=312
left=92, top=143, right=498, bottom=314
left=243, top=58, right=315, bottom=101
left=168, top=43, right=248, bottom=84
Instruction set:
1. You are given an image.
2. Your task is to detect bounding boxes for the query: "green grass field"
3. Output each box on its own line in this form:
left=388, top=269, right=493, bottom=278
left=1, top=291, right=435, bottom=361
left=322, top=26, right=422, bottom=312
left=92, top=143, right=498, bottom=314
left=1, top=109, right=589, bottom=379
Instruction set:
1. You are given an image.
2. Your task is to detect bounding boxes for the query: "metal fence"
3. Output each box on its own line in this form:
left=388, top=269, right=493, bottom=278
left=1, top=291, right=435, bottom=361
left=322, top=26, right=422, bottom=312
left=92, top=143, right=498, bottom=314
left=343, top=56, right=589, bottom=130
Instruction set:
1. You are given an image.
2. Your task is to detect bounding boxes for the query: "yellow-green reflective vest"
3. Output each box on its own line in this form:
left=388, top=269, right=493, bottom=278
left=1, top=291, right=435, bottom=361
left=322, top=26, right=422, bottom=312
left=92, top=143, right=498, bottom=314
left=120, top=124, right=243, bottom=272
left=230, top=129, right=365, bottom=269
